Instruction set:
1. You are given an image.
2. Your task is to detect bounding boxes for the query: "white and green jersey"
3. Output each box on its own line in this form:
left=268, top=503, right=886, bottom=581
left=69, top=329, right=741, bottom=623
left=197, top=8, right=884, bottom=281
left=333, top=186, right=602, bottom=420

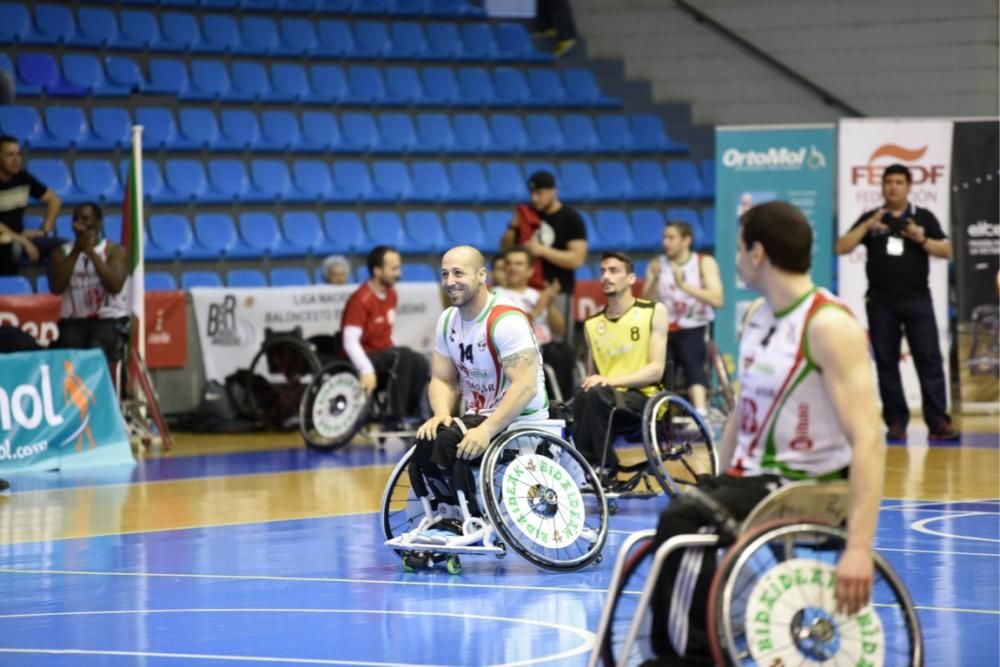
left=731, top=288, right=853, bottom=480
left=434, top=291, right=548, bottom=419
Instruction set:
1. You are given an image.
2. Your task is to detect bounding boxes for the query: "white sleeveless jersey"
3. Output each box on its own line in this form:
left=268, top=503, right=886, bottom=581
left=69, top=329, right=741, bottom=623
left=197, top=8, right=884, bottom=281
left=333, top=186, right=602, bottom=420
left=492, top=286, right=552, bottom=344
left=730, top=288, right=853, bottom=480
left=434, top=291, right=549, bottom=418
left=58, top=240, right=130, bottom=320
left=656, top=253, right=714, bottom=332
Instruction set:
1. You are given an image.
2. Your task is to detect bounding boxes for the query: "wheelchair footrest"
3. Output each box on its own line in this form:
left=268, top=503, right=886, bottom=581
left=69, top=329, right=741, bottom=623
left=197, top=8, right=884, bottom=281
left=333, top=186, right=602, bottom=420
left=386, top=540, right=505, bottom=557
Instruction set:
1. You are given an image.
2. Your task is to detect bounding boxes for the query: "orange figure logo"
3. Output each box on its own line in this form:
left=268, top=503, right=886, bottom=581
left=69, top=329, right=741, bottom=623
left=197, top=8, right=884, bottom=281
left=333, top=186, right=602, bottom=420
left=63, top=360, right=96, bottom=451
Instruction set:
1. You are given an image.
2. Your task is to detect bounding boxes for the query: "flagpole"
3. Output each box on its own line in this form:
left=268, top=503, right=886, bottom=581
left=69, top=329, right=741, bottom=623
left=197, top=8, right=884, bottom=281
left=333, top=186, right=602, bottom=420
left=131, top=125, right=146, bottom=361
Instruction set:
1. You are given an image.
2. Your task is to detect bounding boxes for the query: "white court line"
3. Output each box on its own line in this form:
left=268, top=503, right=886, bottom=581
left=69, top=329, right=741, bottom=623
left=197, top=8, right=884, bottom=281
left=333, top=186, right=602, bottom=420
left=0, top=608, right=594, bottom=667
left=911, top=512, right=1000, bottom=544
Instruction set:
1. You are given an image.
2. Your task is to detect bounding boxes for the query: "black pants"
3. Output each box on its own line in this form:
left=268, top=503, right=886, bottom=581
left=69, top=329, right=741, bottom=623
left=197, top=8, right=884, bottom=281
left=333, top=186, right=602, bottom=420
left=667, top=326, right=709, bottom=390
left=535, top=0, right=577, bottom=40
left=866, top=294, right=950, bottom=430
left=649, top=474, right=782, bottom=663
left=0, top=325, right=41, bottom=353
left=542, top=341, right=576, bottom=402
left=408, top=414, right=488, bottom=516
left=570, top=385, right=647, bottom=469
left=54, top=317, right=129, bottom=364
left=370, top=347, right=429, bottom=420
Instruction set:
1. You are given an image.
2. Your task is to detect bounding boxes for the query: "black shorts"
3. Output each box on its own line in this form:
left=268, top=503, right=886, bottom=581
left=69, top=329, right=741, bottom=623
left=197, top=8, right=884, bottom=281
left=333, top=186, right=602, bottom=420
left=667, top=325, right=708, bottom=388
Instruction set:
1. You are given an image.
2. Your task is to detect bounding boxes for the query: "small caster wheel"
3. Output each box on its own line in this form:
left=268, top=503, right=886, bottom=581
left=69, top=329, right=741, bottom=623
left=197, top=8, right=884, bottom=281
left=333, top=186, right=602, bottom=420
left=607, top=499, right=618, bottom=515
left=446, top=555, right=462, bottom=575
left=593, top=554, right=603, bottom=566
left=493, top=541, right=507, bottom=559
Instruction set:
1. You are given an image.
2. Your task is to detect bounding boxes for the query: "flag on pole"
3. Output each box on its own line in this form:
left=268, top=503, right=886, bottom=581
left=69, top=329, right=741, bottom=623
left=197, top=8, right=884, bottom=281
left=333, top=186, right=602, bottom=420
left=120, top=127, right=145, bottom=359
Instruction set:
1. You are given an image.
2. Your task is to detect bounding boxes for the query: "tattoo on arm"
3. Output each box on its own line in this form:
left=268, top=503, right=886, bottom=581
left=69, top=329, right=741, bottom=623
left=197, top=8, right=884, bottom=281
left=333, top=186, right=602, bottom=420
left=501, top=348, right=538, bottom=376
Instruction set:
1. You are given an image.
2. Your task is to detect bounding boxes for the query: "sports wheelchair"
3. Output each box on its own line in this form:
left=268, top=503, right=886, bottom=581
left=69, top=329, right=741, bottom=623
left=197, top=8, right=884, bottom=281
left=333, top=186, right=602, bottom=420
left=589, top=481, right=923, bottom=667
left=381, top=420, right=610, bottom=574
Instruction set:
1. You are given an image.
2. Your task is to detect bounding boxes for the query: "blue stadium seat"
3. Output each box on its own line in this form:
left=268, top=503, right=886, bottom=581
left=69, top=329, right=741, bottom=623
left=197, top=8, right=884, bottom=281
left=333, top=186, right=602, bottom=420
left=181, top=271, right=223, bottom=289
left=322, top=211, right=364, bottom=253
left=238, top=16, right=279, bottom=56
left=491, top=67, right=529, bottom=106
left=134, top=107, right=175, bottom=150
left=362, top=211, right=405, bottom=253
left=270, top=268, right=311, bottom=287
left=315, top=19, right=354, bottom=58
left=384, top=66, right=421, bottom=106
left=0, top=3, right=31, bottom=43
left=281, top=211, right=323, bottom=255
left=346, top=65, right=385, bottom=105
left=339, top=112, right=378, bottom=153
left=414, top=113, right=453, bottom=153
left=699, top=207, right=715, bottom=250
left=163, top=159, right=207, bottom=204
left=291, top=160, right=333, bottom=201
left=230, top=61, right=276, bottom=102
left=665, top=160, right=705, bottom=199
left=631, top=114, right=687, bottom=153
left=371, top=161, right=410, bottom=201
left=177, top=107, right=220, bottom=150
left=27, top=3, right=75, bottom=45
left=146, top=58, right=188, bottom=96
left=104, top=55, right=145, bottom=94
left=192, top=213, right=247, bottom=259
left=200, top=15, right=240, bottom=53
left=389, top=22, right=427, bottom=59
left=62, top=54, right=129, bottom=97
left=631, top=209, right=664, bottom=251
left=282, top=0, right=320, bottom=10
left=249, top=160, right=292, bottom=203
left=402, top=211, right=446, bottom=253
left=206, top=159, right=250, bottom=203
left=481, top=210, right=511, bottom=248
left=594, top=161, right=633, bottom=201
left=354, top=0, right=392, bottom=15
left=523, top=160, right=557, bottom=182
left=217, top=109, right=260, bottom=150
left=202, top=0, right=241, bottom=8
left=557, top=161, right=597, bottom=202
left=409, top=160, right=450, bottom=202
left=633, top=259, right=649, bottom=279
left=524, top=114, right=564, bottom=154
left=581, top=211, right=611, bottom=252
left=159, top=12, right=201, bottom=52
left=443, top=210, right=484, bottom=246
left=526, top=69, right=566, bottom=107
left=238, top=213, right=284, bottom=257
left=278, top=18, right=318, bottom=57
left=456, top=67, right=495, bottom=106
left=354, top=20, right=390, bottom=58
left=630, top=160, right=669, bottom=201
left=666, top=207, right=704, bottom=248
left=0, top=276, right=34, bottom=295
left=596, top=114, right=633, bottom=153
left=377, top=112, right=416, bottom=153
left=123, top=160, right=166, bottom=204
left=116, top=9, right=160, bottom=50
left=594, top=210, right=633, bottom=250
left=300, top=111, right=340, bottom=152
left=38, top=107, right=88, bottom=150
left=575, top=264, right=594, bottom=280
left=76, top=7, right=117, bottom=48
left=448, top=161, right=488, bottom=202
left=458, top=23, right=496, bottom=61
left=227, top=271, right=271, bottom=288
left=330, top=160, right=372, bottom=202
left=53, top=213, right=73, bottom=241
left=85, top=107, right=130, bottom=151
left=424, top=22, right=461, bottom=60
left=147, top=214, right=193, bottom=261
left=72, top=159, right=120, bottom=203
left=495, top=23, right=547, bottom=62
left=306, top=64, right=347, bottom=105
left=184, top=60, right=230, bottom=101
left=393, top=0, right=427, bottom=16
left=145, top=272, right=178, bottom=291
left=428, top=0, right=485, bottom=17
left=563, top=69, right=621, bottom=107
left=452, top=113, right=492, bottom=154
left=489, top=114, right=527, bottom=153
left=700, top=159, right=715, bottom=197
left=485, top=161, right=523, bottom=203
left=561, top=114, right=598, bottom=153
left=420, top=66, right=460, bottom=106
left=259, top=110, right=301, bottom=152
left=20, top=53, right=88, bottom=97
left=401, top=263, right=437, bottom=282
left=0, top=107, right=44, bottom=148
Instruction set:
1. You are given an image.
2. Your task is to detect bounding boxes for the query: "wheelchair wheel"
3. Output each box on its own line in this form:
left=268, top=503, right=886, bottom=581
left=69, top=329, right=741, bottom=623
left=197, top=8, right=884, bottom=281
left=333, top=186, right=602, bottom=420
left=642, top=393, right=719, bottom=496
left=380, top=446, right=460, bottom=558
left=708, top=519, right=923, bottom=667
left=600, top=536, right=658, bottom=667
left=481, top=428, right=608, bottom=572
left=299, top=362, right=371, bottom=450
left=247, top=333, right=321, bottom=430
left=706, top=340, right=735, bottom=429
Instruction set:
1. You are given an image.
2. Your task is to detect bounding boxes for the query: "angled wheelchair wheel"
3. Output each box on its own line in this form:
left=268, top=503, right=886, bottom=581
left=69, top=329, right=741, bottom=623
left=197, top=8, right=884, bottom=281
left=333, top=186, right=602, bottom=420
left=481, top=428, right=609, bottom=572
left=642, top=393, right=719, bottom=496
left=708, top=519, right=923, bottom=667
left=247, top=332, right=321, bottom=430
left=599, top=535, right=658, bottom=667
left=380, top=446, right=423, bottom=557
left=299, top=362, right=371, bottom=450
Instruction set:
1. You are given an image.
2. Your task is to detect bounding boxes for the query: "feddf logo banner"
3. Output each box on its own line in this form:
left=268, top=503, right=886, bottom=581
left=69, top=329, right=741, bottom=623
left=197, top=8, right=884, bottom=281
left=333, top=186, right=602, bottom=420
left=0, top=349, right=135, bottom=473
left=838, top=119, right=952, bottom=409
left=714, top=124, right=836, bottom=363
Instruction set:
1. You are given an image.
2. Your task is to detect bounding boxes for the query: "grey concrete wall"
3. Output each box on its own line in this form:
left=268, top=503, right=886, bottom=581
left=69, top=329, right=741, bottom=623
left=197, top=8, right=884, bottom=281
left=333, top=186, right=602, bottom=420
left=573, top=0, right=999, bottom=125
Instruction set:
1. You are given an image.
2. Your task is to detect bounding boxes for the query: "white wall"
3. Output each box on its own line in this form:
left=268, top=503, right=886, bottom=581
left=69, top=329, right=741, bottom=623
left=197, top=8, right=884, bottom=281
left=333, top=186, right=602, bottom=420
left=573, top=0, right=999, bottom=125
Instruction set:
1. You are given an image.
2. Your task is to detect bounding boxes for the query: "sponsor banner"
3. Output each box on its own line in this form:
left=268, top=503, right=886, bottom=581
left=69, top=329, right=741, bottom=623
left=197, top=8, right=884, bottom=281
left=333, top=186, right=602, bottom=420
left=190, top=283, right=442, bottom=383
left=0, top=348, right=134, bottom=473
left=838, top=119, right=952, bottom=409
left=714, top=125, right=836, bottom=362
left=572, top=280, right=645, bottom=322
left=0, top=292, right=187, bottom=369
left=951, top=120, right=1000, bottom=408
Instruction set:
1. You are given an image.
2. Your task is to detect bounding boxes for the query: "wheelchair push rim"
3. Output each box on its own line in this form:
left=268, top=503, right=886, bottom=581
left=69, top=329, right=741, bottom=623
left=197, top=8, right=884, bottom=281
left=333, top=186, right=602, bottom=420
left=381, top=446, right=424, bottom=557
left=708, top=519, right=923, bottom=667
left=482, top=428, right=609, bottom=572
left=299, top=362, right=371, bottom=450
left=642, top=393, right=720, bottom=496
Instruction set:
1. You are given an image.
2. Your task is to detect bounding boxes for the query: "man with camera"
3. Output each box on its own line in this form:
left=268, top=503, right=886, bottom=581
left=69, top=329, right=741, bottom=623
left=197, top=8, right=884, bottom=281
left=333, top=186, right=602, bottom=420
left=835, top=163, right=958, bottom=443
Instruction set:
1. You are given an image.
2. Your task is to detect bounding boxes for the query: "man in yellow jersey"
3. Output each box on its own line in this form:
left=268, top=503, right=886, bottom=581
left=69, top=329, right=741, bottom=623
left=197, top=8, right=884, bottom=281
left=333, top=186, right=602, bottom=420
left=573, top=251, right=668, bottom=478
left=641, top=202, right=884, bottom=666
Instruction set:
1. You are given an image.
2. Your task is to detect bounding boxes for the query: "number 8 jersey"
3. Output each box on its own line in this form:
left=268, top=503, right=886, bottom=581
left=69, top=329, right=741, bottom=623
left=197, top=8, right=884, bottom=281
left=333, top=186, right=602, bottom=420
left=434, top=291, right=549, bottom=418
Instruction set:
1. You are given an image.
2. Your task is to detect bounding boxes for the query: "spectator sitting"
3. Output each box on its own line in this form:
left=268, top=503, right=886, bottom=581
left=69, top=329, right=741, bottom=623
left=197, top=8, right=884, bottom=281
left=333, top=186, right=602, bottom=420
left=322, top=254, right=351, bottom=285
left=47, top=203, right=130, bottom=365
left=490, top=252, right=507, bottom=289
left=0, top=135, right=63, bottom=275
left=341, top=245, right=430, bottom=426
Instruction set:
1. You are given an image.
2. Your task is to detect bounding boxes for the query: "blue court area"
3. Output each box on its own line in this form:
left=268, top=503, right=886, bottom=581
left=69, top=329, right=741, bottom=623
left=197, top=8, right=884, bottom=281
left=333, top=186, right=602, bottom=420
left=1, top=442, right=998, bottom=666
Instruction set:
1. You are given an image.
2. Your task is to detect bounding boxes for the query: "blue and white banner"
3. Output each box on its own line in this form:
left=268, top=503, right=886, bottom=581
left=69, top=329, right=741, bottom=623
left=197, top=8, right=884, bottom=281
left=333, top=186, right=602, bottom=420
left=0, top=349, right=134, bottom=473
left=714, top=125, right=836, bottom=362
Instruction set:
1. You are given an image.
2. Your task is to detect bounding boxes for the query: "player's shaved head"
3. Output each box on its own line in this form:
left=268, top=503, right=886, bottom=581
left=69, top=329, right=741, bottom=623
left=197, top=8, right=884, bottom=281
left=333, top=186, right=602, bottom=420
left=442, top=245, right=486, bottom=272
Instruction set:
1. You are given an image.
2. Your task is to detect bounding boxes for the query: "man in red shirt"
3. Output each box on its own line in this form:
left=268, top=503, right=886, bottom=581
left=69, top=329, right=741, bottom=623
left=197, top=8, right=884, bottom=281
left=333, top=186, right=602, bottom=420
left=341, top=245, right=429, bottom=424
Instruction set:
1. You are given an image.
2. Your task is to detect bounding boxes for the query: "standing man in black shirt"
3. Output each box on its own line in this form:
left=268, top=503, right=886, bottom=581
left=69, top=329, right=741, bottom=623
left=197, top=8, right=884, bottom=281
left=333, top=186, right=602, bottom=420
left=501, top=170, right=587, bottom=345
left=0, top=135, right=62, bottom=276
left=836, top=163, right=959, bottom=442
